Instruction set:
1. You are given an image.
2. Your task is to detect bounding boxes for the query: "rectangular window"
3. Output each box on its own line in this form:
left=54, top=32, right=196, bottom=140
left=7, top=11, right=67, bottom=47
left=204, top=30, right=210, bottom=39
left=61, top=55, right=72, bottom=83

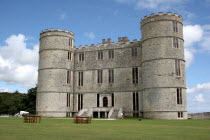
left=108, top=69, right=114, bottom=83
left=131, top=47, right=138, bottom=57
left=173, top=38, right=179, bottom=48
left=175, top=60, right=181, bottom=76
left=98, top=51, right=103, bottom=60
left=67, top=93, right=71, bottom=107
left=78, top=52, right=84, bottom=61
left=67, top=70, right=71, bottom=84
left=112, top=93, right=114, bottom=107
left=178, top=112, right=183, bottom=118
left=97, top=94, right=100, bottom=107
left=133, top=92, right=139, bottom=117
left=68, top=51, right=72, bottom=60
left=132, top=67, right=138, bottom=84
left=133, top=92, right=136, bottom=111
left=69, top=38, right=73, bottom=47
left=78, top=71, right=83, bottom=86
left=172, top=21, right=178, bottom=32
left=177, top=88, right=182, bottom=104
left=66, top=112, right=71, bottom=117
left=109, top=50, right=114, bottom=59
left=97, top=70, right=103, bottom=83
left=78, top=94, right=83, bottom=111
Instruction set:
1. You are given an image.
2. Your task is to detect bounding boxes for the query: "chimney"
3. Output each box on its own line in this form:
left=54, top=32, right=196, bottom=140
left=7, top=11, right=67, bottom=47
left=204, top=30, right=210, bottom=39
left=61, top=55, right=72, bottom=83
left=102, top=39, right=106, bottom=44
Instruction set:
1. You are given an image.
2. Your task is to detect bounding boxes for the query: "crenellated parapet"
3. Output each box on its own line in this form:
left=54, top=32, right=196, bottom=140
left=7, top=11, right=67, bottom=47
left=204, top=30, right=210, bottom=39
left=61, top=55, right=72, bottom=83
left=75, top=37, right=140, bottom=51
left=40, top=28, right=74, bottom=35
left=40, top=28, right=75, bottom=40
left=141, top=12, right=183, bottom=26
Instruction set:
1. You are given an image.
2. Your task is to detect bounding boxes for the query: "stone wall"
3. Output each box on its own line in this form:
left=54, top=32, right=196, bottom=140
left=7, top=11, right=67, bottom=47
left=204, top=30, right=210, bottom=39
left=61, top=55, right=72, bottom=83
left=188, top=112, right=210, bottom=119
left=37, top=13, right=187, bottom=119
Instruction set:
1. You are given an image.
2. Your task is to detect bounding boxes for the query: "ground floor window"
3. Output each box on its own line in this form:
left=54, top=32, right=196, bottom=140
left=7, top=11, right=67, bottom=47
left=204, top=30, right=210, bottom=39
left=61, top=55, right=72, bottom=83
left=93, top=111, right=109, bottom=118
left=97, top=94, right=100, bottom=107
left=103, top=97, right=108, bottom=107
left=133, top=92, right=139, bottom=117
left=178, top=112, right=183, bottom=118
left=66, top=112, right=71, bottom=117
left=112, top=93, right=114, bottom=107
left=67, top=93, right=70, bottom=107
left=78, top=94, right=83, bottom=111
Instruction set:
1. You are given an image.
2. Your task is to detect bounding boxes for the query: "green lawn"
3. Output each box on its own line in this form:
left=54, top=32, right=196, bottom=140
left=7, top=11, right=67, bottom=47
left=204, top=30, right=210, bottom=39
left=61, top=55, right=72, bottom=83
left=0, top=117, right=210, bottom=140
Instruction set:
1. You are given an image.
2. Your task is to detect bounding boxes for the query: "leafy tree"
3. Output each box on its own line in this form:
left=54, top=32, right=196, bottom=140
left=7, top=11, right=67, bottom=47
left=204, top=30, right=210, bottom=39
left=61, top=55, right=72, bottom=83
left=0, top=87, right=37, bottom=115
left=14, top=90, right=20, bottom=94
left=25, top=87, right=37, bottom=114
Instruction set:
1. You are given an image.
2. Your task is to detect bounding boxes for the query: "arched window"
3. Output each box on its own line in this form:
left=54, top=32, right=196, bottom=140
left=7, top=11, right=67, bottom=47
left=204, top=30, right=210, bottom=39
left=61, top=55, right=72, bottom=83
left=103, top=97, right=108, bottom=107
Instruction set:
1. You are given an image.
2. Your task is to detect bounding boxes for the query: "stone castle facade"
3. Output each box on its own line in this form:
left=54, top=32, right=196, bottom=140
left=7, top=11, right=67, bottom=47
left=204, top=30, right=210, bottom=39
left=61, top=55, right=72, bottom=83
left=36, top=12, right=187, bottom=119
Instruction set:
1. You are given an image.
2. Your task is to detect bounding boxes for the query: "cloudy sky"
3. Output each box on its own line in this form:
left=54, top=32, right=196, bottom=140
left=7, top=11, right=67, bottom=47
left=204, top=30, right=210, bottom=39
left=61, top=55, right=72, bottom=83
left=0, top=0, right=210, bottom=113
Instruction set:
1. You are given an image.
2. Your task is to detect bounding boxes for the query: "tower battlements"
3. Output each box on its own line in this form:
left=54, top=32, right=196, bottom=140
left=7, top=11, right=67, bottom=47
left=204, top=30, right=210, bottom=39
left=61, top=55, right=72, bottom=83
left=40, top=28, right=74, bottom=35
left=75, top=37, right=140, bottom=50
left=37, top=12, right=187, bottom=120
left=141, top=12, right=183, bottom=26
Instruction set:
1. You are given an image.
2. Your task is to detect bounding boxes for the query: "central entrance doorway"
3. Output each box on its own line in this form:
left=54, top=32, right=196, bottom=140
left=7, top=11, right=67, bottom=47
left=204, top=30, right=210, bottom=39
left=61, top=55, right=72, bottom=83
left=103, top=97, right=108, bottom=107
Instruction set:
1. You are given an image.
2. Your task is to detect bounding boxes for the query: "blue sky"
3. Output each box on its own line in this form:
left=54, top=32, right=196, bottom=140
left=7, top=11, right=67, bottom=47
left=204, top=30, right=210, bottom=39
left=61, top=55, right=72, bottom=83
left=0, top=0, right=210, bottom=113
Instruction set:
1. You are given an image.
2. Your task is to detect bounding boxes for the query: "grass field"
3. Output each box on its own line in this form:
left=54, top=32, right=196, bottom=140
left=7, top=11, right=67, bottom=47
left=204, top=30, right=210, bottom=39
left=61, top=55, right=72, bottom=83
left=0, top=117, right=210, bottom=140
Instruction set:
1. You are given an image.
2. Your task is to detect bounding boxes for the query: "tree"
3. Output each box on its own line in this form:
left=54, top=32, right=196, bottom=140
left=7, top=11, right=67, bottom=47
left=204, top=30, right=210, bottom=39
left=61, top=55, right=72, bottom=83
left=0, top=87, right=37, bottom=115
left=14, top=90, right=20, bottom=94
left=25, top=87, right=37, bottom=115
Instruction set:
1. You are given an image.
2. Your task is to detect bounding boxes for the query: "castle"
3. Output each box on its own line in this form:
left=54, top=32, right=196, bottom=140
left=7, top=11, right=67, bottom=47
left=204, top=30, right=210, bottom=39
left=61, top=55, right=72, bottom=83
left=36, top=12, right=187, bottom=120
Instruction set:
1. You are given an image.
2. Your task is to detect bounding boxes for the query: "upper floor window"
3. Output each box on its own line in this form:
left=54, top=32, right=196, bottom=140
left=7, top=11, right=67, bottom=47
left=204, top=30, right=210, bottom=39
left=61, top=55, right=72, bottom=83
left=78, top=71, right=83, bottom=86
left=108, top=69, right=114, bottom=83
left=98, top=51, right=103, bottom=60
left=172, top=21, right=178, bottom=32
left=68, top=51, right=72, bottom=60
left=69, top=38, right=73, bottom=47
left=97, top=70, right=103, bottom=83
left=67, top=70, right=71, bottom=84
left=109, top=50, right=114, bottom=59
left=132, top=67, right=138, bottom=84
left=78, top=52, right=84, bottom=61
left=177, top=88, right=182, bottom=104
left=131, top=47, right=137, bottom=57
left=175, top=60, right=181, bottom=76
left=173, top=38, right=179, bottom=48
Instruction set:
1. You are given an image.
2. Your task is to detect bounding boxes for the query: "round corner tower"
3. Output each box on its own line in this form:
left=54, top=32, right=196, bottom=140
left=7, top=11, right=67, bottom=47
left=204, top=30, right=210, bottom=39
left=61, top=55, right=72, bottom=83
left=140, top=12, right=187, bottom=119
left=36, top=29, right=74, bottom=117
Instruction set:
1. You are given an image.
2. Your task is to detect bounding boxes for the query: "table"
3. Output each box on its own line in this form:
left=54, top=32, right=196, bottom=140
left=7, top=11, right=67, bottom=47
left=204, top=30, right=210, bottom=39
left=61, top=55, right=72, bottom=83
left=74, top=116, right=92, bottom=124
left=23, top=115, right=41, bottom=123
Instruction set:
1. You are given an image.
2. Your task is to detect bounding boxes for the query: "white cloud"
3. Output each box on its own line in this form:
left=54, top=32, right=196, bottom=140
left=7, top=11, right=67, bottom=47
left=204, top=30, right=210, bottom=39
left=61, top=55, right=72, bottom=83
left=0, top=87, right=10, bottom=92
left=184, top=48, right=194, bottom=68
left=84, top=32, right=96, bottom=40
left=188, top=83, right=210, bottom=112
left=59, top=13, right=66, bottom=20
left=187, top=83, right=210, bottom=94
left=184, top=25, right=203, bottom=48
left=200, top=25, right=210, bottom=52
left=183, top=24, right=210, bottom=67
left=56, top=9, right=67, bottom=20
left=0, top=34, right=38, bottom=88
left=183, top=25, right=203, bottom=67
left=115, top=0, right=188, bottom=11
left=193, top=94, right=205, bottom=103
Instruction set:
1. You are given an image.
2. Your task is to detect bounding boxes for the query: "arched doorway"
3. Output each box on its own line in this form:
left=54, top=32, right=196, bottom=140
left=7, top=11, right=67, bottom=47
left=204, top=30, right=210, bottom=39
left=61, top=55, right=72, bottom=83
left=103, top=97, right=108, bottom=107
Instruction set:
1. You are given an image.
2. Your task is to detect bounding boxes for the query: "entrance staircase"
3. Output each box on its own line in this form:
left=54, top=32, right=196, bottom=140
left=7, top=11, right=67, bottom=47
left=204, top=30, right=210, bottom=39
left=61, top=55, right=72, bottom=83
left=78, top=107, right=123, bottom=119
